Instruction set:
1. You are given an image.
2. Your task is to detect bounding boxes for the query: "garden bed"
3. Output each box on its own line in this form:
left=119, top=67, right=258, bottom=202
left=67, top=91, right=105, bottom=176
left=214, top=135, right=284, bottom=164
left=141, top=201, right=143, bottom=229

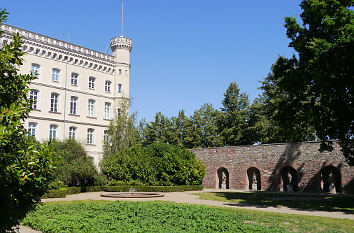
left=23, top=201, right=354, bottom=232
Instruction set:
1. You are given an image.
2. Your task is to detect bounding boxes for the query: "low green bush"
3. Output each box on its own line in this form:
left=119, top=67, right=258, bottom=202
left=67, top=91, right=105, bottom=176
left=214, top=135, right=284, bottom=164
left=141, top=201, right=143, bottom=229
left=101, top=143, right=205, bottom=186
left=42, top=187, right=81, bottom=198
left=48, top=140, right=108, bottom=189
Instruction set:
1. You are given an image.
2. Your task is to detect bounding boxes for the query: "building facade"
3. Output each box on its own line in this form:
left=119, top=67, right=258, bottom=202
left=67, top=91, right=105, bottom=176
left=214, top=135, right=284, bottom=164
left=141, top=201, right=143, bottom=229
left=0, top=24, right=132, bottom=165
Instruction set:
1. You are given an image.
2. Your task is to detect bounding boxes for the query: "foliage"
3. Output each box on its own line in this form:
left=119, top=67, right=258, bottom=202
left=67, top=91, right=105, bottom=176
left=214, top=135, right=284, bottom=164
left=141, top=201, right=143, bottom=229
left=0, top=9, right=54, bottom=232
left=42, top=187, right=81, bottom=198
left=140, top=112, right=178, bottom=146
left=191, top=104, right=223, bottom=148
left=23, top=201, right=354, bottom=233
left=140, top=104, right=224, bottom=149
left=104, top=100, right=141, bottom=155
left=101, top=143, right=205, bottom=186
left=261, top=0, right=354, bottom=164
left=48, top=140, right=106, bottom=189
left=139, top=82, right=273, bottom=148
left=260, top=57, right=316, bottom=143
left=217, top=82, right=251, bottom=146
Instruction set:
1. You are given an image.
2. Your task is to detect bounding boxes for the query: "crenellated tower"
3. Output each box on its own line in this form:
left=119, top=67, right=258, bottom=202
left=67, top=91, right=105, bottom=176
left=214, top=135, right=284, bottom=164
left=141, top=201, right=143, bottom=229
left=110, top=36, right=132, bottom=112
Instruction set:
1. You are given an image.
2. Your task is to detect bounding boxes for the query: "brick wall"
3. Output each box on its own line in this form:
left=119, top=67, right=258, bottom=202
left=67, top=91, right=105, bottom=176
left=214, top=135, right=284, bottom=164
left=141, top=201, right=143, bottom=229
left=192, top=141, right=354, bottom=193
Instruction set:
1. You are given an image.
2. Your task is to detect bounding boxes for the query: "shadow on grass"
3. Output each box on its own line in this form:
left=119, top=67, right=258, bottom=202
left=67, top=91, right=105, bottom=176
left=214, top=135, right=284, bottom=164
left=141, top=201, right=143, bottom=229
left=204, top=192, right=354, bottom=214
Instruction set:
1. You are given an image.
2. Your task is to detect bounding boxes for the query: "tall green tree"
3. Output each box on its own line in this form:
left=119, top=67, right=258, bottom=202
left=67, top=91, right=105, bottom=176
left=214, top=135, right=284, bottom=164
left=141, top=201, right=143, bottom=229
left=192, top=103, right=222, bottom=148
left=262, top=0, right=353, bottom=164
left=0, top=9, right=54, bottom=231
left=104, top=100, right=140, bottom=156
left=260, top=56, right=316, bottom=143
left=218, top=82, right=251, bottom=146
left=141, top=112, right=178, bottom=146
left=244, top=95, right=273, bottom=144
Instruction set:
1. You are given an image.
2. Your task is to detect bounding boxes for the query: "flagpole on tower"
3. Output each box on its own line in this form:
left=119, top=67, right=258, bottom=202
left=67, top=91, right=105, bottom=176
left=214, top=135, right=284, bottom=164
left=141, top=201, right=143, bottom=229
left=121, top=0, right=124, bottom=37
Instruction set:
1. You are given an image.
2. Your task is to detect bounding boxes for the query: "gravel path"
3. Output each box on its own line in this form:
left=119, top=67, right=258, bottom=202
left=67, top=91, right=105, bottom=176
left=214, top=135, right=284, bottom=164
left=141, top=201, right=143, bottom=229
left=20, top=190, right=354, bottom=233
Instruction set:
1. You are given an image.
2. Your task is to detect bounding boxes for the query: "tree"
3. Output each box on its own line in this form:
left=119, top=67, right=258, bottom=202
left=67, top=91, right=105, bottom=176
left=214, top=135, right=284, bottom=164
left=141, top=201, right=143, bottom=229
left=141, top=112, right=178, bottom=146
left=218, top=82, right=251, bottom=145
left=244, top=95, right=273, bottom=144
left=262, top=0, right=353, bottom=164
left=192, top=103, right=222, bottom=148
left=260, top=57, right=316, bottom=143
left=0, top=9, right=54, bottom=231
left=104, top=99, right=140, bottom=156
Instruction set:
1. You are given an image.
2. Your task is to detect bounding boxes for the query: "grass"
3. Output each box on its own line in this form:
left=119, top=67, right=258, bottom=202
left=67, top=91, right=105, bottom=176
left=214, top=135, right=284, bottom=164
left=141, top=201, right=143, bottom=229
left=195, top=191, right=354, bottom=213
left=22, top=200, right=354, bottom=233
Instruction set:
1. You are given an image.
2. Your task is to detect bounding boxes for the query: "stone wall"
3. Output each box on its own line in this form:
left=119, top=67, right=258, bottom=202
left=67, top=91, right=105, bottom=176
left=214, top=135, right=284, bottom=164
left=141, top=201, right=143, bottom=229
left=192, top=141, right=354, bottom=193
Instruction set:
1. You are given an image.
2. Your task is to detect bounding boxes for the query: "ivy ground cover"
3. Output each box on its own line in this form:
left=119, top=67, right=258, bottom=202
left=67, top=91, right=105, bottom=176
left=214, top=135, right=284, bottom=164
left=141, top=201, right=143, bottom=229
left=23, top=201, right=354, bottom=233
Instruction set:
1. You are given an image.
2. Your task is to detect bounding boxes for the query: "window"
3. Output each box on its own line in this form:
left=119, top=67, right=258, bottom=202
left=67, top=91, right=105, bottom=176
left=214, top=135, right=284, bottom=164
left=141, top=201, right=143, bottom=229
left=104, top=103, right=111, bottom=119
left=87, top=128, right=94, bottom=144
left=70, top=96, right=78, bottom=115
left=52, top=68, right=60, bottom=82
left=50, top=93, right=59, bottom=112
left=71, top=73, right=78, bottom=86
left=69, top=127, right=77, bottom=140
left=104, top=130, right=109, bottom=143
left=88, top=99, right=95, bottom=117
left=125, top=70, right=128, bottom=77
left=49, top=125, right=57, bottom=140
left=28, top=123, right=37, bottom=137
left=118, top=108, right=122, bottom=116
left=119, top=69, right=122, bottom=75
left=29, top=90, right=38, bottom=110
left=31, top=64, right=40, bottom=77
left=105, top=81, right=111, bottom=93
left=89, top=77, right=95, bottom=89
left=118, top=84, right=122, bottom=93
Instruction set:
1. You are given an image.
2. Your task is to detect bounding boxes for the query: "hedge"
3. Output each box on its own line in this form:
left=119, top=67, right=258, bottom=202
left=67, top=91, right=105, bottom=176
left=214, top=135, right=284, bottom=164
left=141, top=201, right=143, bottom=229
left=43, top=185, right=203, bottom=198
left=42, top=187, right=81, bottom=198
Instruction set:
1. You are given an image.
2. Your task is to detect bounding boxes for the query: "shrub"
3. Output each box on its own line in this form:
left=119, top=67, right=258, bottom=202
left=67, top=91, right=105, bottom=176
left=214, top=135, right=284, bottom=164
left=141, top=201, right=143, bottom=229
left=101, top=143, right=205, bottom=186
left=48, top=140, right=104, bottom=189
left=42, top=187, right=81, bottom=198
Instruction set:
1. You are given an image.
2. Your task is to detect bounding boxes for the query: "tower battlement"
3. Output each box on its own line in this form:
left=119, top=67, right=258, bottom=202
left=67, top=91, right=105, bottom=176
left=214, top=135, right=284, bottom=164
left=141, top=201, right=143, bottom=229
left=110, top=36, right=132, bottom=52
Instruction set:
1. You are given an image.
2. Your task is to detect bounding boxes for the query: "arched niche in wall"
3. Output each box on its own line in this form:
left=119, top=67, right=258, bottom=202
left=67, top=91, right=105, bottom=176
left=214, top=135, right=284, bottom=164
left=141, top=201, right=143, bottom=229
left=217, top=167, right=229, bottom=190
left=321, top=166, right=342, bottom=193
left=247, top=167, right=261, bottom=191
left=280, top=166, right=298, bottom=192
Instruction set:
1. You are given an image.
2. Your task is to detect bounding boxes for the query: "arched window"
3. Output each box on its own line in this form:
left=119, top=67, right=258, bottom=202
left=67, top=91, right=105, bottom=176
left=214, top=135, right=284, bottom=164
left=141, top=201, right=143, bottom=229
left=247, top=167, right=261, bottom=191
left=280, top=166, right=298, bottom=192
left=217, top=167, right=229, bottom=189
left=321, top=166, right=342, bottom=193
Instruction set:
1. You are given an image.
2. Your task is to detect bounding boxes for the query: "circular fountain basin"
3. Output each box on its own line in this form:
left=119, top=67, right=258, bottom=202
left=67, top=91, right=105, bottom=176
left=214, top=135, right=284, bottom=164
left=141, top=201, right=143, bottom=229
left=100, top=192, right=164, bottom=198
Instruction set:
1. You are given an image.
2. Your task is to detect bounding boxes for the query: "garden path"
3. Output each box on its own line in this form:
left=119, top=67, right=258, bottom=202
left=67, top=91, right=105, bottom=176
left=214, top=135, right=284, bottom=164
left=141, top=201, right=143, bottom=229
left=19, top=189, right=354, bottom=233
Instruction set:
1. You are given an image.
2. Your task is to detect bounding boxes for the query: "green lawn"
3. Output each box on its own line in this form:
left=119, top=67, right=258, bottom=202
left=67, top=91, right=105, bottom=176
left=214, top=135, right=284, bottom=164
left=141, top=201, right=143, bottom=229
left=195, top=191, right=354, bottom=213
left=23, top=201, right=354, bottom=233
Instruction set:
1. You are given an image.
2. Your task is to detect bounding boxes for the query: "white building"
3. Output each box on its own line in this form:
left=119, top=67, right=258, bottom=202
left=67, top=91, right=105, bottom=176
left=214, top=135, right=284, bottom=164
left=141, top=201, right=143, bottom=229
left=0, top=24, right=132, bottom=165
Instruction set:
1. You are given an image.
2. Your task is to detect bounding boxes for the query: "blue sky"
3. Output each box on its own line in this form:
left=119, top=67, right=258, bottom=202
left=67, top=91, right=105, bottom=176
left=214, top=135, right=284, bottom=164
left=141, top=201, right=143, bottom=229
left=2, top=0, right=302, bottom=122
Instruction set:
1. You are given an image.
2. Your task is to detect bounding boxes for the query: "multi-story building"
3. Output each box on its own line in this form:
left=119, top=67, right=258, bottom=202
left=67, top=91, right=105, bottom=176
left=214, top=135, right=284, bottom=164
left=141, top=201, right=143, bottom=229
left=0, top=24, right=132, bottom=165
